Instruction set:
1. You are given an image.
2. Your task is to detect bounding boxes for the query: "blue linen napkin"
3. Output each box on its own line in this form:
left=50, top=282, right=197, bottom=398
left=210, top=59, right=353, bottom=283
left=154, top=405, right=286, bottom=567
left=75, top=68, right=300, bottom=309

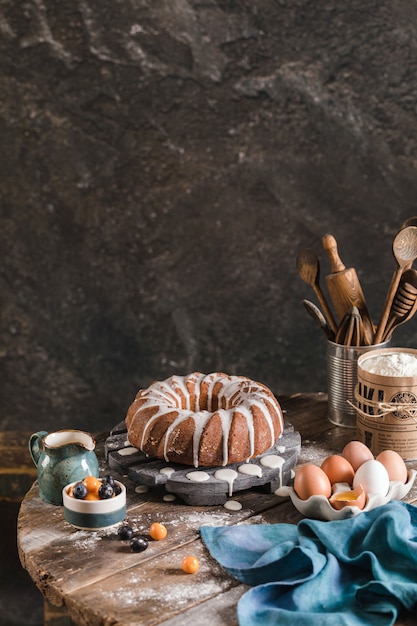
left=200, top=500, right=417, bottom=625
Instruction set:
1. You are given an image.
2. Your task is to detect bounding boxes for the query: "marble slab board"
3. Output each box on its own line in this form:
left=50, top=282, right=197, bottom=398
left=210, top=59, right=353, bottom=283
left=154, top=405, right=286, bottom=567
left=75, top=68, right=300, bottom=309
left=105, top=421, right=301, bottom=506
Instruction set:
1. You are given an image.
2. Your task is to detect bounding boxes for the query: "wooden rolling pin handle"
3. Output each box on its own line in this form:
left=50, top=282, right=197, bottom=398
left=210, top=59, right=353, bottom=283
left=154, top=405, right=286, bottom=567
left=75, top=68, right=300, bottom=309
left=322, top=234, right=346, bottom=273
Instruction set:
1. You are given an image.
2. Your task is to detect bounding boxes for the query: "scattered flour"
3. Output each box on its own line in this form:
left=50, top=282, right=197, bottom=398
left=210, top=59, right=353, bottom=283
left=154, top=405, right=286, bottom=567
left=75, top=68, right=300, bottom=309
left=363, top=352, right=417, bottom=376
left=67, top=530, right=103, bottom=550
left=103, top=579, right=230, bottom=610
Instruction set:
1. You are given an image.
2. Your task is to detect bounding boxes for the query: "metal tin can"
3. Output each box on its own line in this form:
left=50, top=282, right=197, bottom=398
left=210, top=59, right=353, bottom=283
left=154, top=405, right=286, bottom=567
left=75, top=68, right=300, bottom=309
left=327, top=339, right=391, bottom=429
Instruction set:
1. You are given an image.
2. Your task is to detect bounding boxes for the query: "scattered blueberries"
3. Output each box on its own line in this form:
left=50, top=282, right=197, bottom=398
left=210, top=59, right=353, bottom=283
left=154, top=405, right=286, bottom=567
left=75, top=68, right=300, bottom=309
left=117, top=524, right=148, bottom=552
left=130, top=536, right=149, bottom=553
left=118, top=525, right=134, bottom=541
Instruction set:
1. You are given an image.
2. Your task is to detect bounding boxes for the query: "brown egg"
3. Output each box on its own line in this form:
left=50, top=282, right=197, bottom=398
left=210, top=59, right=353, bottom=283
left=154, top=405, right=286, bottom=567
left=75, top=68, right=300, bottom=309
left=293, top=464, right=332, bottom=500
left=376, top=449, right=408, bottom=483
left=329, top=485, right=366, bottom=510
left=321, top=455, right=355, bottom=485
left=342, top=440, right=374, bottom=471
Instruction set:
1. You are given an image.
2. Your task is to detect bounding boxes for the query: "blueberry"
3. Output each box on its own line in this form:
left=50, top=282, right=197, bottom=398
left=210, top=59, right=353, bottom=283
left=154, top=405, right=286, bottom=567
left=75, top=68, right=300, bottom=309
left=113, top=482, right=122, bottom=496
left=118, top=525, right=134, bottom=541
left=72, top=481, right=88, bottom=499
left=103, top=474, right=115, bottom=487
left=98, top=482, right=114, bottom=499
left=130, top=536, right=148, bottom=552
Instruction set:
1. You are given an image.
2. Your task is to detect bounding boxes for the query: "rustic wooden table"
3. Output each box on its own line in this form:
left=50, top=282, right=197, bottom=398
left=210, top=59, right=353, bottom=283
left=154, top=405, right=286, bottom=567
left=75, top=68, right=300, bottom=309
left=17, top=393, right=417, bottom=626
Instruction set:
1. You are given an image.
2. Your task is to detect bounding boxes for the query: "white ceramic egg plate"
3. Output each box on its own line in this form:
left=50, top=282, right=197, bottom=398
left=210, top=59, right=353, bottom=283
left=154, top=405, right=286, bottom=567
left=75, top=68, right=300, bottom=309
left=276, top=469, right=417, bottom=521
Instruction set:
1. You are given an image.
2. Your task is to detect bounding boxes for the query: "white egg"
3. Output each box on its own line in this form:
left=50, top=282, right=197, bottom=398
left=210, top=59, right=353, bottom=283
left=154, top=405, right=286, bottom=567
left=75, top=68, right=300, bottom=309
left=353, top=459, right=390, bottom=497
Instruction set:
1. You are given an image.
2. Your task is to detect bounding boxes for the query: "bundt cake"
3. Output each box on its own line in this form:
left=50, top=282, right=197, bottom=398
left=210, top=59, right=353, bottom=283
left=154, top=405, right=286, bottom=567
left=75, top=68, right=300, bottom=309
left=125, top=372, right=284, bottom=467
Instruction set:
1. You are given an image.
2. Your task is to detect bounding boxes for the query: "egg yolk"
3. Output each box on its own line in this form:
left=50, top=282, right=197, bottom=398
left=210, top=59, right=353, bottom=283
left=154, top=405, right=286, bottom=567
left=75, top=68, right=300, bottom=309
left=329, top=485, right=366, bottom=510
left=333, top=491, right=359, bottom=502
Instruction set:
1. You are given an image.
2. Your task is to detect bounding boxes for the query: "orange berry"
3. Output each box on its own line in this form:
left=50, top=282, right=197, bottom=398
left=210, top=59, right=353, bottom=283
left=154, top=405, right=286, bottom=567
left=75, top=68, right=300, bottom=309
left=83, top=475, right=102, bottom=495
left=84, top=492, right=100, bottom=501
left=149, top=522, right=167, bottom=540
left=182, top=555, right=200, bottom=574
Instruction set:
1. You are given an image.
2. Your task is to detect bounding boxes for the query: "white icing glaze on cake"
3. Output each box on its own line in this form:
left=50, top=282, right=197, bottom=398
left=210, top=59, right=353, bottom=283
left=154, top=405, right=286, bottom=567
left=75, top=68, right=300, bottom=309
left=125, top=372, right=284, bottom=468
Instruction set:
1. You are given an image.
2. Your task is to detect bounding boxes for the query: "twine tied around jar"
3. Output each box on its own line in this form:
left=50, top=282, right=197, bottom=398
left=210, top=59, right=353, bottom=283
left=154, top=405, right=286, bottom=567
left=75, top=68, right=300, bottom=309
left=348, top=387, right=417, bottom=422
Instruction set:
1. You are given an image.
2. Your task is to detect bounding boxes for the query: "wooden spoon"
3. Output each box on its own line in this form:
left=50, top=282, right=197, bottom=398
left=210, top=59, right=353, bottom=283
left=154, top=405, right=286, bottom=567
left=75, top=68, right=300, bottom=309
left=399, top=217, right=417, bottom=271
left=302, top=299, right=335, bottom=340
left=374, top=226, right=417, bottom=344
left=296, top=249, right=338, bottom=335
left=382, top=269, right=417, bottom=340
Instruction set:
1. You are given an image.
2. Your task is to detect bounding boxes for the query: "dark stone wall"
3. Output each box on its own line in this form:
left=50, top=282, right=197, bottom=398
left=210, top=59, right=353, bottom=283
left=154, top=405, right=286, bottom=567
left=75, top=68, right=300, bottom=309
left=2, top=0, right=417, bottom=433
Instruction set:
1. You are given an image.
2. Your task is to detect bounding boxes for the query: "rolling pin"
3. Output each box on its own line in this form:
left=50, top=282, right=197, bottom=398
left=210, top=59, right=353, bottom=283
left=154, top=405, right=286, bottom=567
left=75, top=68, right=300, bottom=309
left=322, top=234, right=374, bottom=344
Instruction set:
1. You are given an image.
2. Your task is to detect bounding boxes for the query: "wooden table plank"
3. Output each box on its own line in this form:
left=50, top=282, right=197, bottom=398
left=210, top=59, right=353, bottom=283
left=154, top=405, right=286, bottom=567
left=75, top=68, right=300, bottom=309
left=159, top=586, right=244, bottom=626
left=64, top=538, right=241, bottom=626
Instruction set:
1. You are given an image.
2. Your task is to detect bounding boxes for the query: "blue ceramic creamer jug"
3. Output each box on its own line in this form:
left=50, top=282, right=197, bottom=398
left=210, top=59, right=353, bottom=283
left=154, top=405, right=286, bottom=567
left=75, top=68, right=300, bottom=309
left=29, top=429, right=100, bottom=505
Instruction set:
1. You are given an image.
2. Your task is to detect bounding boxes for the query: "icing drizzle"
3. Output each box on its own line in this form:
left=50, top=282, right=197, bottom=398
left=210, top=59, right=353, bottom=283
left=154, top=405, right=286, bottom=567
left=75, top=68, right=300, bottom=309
left=214, top=468, right=238, bottom=497
left=130, top=372, right=284, bottom=468
left=186, top=471, right=211, bottom=482
left=160, top=467, right=175, bottom=477
left=260, top=454, right=285, bottom=489
left=238, top=463, right=263, bottom=478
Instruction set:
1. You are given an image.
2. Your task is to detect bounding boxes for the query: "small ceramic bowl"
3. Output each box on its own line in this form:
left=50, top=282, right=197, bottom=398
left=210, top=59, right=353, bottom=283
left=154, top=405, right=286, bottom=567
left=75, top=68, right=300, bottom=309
left=62, top=480, right=126, bottom=530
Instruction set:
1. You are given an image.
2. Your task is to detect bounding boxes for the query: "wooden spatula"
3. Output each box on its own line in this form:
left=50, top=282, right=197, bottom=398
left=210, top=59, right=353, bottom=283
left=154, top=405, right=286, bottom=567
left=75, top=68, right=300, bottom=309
left=296, top=248, right=338, bottom=335
left=322, top=234, right=374, bottom=344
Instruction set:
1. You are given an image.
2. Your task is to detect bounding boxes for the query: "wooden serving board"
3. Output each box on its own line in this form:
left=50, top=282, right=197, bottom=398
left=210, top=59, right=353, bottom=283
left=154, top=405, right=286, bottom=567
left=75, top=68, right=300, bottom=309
left=105, top=421, right=301, bottom=506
